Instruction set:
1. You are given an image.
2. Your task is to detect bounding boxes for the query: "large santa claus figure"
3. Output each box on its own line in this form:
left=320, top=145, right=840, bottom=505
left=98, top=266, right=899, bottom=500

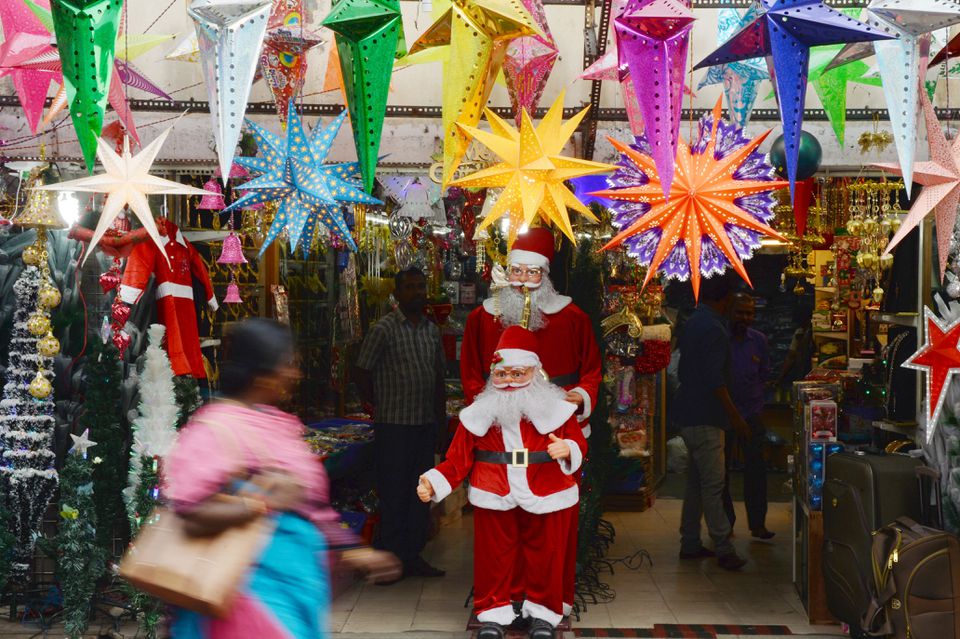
left=418, top=326, right=587, bottom=639
left=460, top=226, right=601, bottom=615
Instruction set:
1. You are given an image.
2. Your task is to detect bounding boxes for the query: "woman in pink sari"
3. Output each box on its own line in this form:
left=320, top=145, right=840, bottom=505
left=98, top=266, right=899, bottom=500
left=164, top=319, right=399, bottom=638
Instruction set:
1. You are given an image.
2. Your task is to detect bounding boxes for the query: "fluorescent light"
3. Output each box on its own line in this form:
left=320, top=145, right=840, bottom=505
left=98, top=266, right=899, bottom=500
left=58, top=192, right=80, bottom=227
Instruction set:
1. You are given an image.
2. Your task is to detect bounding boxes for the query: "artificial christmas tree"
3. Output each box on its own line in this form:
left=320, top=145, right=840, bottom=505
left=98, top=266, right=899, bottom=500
left=0, top=264, right=58, bottom=582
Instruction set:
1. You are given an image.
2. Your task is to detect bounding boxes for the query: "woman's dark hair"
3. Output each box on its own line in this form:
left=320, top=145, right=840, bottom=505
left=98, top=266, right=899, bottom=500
left=219, top=318, right=295, bottom=398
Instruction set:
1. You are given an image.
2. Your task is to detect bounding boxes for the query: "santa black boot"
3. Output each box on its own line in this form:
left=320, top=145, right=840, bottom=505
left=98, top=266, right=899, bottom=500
left=528, top=618, right=555, bottom=639
left=478, top=622, right=507, bottom=639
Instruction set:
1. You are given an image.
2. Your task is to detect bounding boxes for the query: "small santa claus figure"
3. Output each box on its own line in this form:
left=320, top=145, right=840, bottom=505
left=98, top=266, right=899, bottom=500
left=418, top=326, right=587, bottom=639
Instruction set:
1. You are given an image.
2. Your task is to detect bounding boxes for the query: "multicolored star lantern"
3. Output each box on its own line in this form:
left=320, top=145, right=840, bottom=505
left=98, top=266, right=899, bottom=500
left=827, top=0, right=960, bottom=195
left=874, top=92, right=960, bottom=279
left=0, top=0, right=56, bottom=134
left=223, top=102, right=382, bottom=255
left=902, top=307, right=960, bottom=442
left=694, top=0, right=892, bottom=198
left=614, top=0, right=694, bottom=200
left=408, top=0, right=541, bottom=186
left=260, top=0, right=324, bottom=121
left=49, top=0, right=123, bottom=172
left=323, top=0, right=406, bottom=194
left=189, top=0, right=273, bottom=183
left=37, top=127, right=214, bottom=264
left=448, top=92, right=615, bottom=245
left=591, top=99, right=787, bottom=299
left=503, top=0, right=558, bottom=126
left=697, top=7, right=768, bottom=127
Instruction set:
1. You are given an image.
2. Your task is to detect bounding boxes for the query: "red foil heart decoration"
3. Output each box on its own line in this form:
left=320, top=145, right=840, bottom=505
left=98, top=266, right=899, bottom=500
left=112, top=330, right=131, bottom=357
left=99, top=270, right=121, bottom=293
left=111, top=301, right=131, bottom=326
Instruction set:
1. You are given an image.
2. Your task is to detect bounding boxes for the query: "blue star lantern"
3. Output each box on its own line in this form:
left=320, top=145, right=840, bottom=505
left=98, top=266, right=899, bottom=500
left=697, top=7, right=768, bottom=128
left=693, top=0, right=893, bottom=198
left=224, top=101, right=381, bottom=255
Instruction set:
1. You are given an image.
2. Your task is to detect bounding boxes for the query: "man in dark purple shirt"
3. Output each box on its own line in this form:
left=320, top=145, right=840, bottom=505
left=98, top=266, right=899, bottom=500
left=723, top=294, right=774, bottom=539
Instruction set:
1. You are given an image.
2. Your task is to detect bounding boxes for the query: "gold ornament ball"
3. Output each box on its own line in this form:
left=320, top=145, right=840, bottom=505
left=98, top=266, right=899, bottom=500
left=38, top=333, right=60, bottom=357
left=22, top=245, right=42, bottom=266
left=38, top=285, right=61, bottom=310
left=847, top=219, right=862, bottom=236
left=872, top=287, right=885, bottom=304
left=27, top=313, right=50, bottom=336
left=793, top=282, right=806, bottom=296
left=862, top=218, right=879, bottom=235
left=880, top=218, right=892, bottom=235
left=29, top=371, right=52, bottom=399
left=890, top=217, right=902, bottom=233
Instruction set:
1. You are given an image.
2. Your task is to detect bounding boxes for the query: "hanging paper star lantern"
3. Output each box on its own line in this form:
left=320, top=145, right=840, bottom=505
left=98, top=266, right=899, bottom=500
left=37, top=127, right=215, bottom=263
left=697, top=7, right=768, bottom=127
left=223, top=102, right=382, bottom=255
left=261, top=0, right=324, bottom=121
left=614, top=0, right=694, bottom=200
left=188, top=0, right=273, bottom=182
left=591, top=99, right=788, bottom=299
left=323, top=0, right=405, bottom=194
left=0, top=0, right=56, bottom=134
left=903, top=307, right=960, bottom=442
left=826, top=0, right=960, bottom=195
left=49, top=0, right=123, bottom=172
left=503, top=0, right=558, bottom=126
left=874, top=92, right=960, bottom=279
left=408, top=0, right=541, bottom=186
left=448, top=93, right=615, bottom=245
left=694, top=0, right=892, bottom=198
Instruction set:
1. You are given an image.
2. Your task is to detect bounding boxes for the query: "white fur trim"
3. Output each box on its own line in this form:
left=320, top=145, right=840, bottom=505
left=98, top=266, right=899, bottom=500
left=118, top=284, right=142, bottom=305
left=422, top=469, right=452, bottom=502
left=559, top=440, right=583, bottom=476
left=508, top=249, right=550, bottom=271
left=526, top=400, right=578, bottom=435
left=522, top=600, right=562, bottom=627
left=571, top=387, right=591, bottom=422
left=460, top=401, right=495, bottom=437
left=477, top=603, right=517, bottom=626
left=207, top=296, right=219, bottom=312
left=581, top=423, right=592, bottom=439
left=494, top=348, right=540, bottom=369
left=483, top=297, right=498, bottom=315
left=562, top=603, right=573, bottom=617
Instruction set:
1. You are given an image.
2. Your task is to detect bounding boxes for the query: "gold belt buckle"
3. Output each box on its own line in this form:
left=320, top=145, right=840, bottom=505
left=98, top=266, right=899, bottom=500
left=511, top=448, right=529, bottom=468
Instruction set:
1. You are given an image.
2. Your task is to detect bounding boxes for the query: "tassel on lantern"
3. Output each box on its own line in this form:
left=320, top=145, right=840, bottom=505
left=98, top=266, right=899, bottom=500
left=197, top=178, right=225, bottom=211
left=224, top=281, right=243, bottom=304
left=217, top=232, right=248, bottom=264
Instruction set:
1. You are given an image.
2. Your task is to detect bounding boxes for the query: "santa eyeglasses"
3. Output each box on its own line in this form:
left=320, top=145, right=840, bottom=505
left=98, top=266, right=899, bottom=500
left=508, top=265, right=543, bottom=280
left=491, top=366, right=535, bottom=388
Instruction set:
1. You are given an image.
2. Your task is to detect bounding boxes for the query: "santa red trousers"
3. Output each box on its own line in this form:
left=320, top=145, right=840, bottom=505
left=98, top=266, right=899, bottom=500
left=474, top=506, right=574, bottom=627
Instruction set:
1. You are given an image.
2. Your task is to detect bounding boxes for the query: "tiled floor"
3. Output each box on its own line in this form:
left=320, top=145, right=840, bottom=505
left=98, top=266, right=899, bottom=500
left=332, top=498, right=844, bottom=637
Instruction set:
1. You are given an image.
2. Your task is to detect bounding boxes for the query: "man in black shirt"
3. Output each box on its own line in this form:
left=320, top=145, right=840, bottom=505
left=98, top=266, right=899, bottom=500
left=676, top=274, right=749, bottom=571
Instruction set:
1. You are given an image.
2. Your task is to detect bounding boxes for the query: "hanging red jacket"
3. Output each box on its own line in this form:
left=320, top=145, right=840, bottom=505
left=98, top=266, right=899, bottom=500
left=119, top=218, right=218, bottom=378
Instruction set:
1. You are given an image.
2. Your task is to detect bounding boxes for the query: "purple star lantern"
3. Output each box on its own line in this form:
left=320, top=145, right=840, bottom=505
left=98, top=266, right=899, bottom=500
left=615, top=0, right=694, bottom=200
left=570, top=175, right=615, bottom=208
left=693, top=0, right=893, bottom=199
left=503, top=0, right=558, bottom=126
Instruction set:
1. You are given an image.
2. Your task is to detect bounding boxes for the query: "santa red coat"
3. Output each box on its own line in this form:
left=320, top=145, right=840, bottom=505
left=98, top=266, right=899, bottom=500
left=119, top=219, right=218, bottom=378
left=460, top=295, right=602, bottom=435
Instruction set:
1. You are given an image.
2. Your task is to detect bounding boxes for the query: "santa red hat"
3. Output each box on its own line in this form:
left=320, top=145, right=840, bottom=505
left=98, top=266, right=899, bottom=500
left=508, top=227, right=554, bottom=272
left=491, top=325, right=541, bottom=370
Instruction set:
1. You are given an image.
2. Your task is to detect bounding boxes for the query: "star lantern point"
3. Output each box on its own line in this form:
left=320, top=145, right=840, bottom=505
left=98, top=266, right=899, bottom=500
left=903, top=307, right=960, bottom=442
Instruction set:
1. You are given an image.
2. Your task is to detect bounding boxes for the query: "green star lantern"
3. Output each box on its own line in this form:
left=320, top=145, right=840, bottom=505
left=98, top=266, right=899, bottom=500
left=323, top=0, right=406, bottom=194
left=50, top=0, right=123, bottom=173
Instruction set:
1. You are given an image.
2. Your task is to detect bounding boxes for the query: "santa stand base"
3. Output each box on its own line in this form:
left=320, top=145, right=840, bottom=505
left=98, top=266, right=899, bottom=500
left=466, top=614, right=574, bottom=639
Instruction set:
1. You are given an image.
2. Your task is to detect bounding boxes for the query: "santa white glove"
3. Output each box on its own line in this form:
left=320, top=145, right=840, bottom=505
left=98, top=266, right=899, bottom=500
left=547, top=434, right=571, bottom=461
left=417, top=476, right=434, bottom=502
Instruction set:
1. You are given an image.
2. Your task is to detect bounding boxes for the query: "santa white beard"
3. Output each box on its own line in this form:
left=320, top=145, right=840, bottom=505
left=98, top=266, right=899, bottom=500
left=498, top=277, right=562, bottom=331
left=473, top=373, right=569, bottom=427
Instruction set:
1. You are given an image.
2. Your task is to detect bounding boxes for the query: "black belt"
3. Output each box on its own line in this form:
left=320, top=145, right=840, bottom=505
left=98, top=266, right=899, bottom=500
left=475, top=449, right=553, bottom=467
left=481, top=370, right=580, bottom=387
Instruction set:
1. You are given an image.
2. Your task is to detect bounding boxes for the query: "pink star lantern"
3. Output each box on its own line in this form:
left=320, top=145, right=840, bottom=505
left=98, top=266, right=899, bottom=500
left=874, top=91, right=960, bottom=279
left=0, top=0, right=56, bottom=134
left=903, top=307, right=960, bottom=441
left=613, top=0, right=694, bottom=198
left=503, top=0, right=558, bottom=126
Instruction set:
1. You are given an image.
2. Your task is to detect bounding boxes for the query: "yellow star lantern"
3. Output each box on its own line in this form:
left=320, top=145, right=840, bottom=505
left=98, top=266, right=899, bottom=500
left=450, top=93, right=615, bottom=245
left=408, top=0, right=541, bottom=186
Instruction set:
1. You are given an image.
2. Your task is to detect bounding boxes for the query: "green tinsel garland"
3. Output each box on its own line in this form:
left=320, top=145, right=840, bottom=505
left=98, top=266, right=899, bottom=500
left=173, top=375, right=201, bottom=429
left=122, top=459, right=164, bottom=637
left=53, top=451, right=106, bottom=638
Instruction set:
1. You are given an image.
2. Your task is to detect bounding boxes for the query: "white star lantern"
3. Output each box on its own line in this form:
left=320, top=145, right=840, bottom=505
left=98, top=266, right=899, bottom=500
left=38, top=126, right=214, bottom=264
left=69, top=429, right=98, bottom=457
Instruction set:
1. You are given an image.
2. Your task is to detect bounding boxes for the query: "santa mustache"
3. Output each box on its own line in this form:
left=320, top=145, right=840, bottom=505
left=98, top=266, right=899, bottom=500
left=491, top=379, right=533, bottom=390
left=510, top=280, right=542, bottom=290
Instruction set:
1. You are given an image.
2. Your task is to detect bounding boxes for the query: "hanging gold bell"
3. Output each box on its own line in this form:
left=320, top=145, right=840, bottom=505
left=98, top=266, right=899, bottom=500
left=862, top=218, right=879, bottom=235
left=890, top=217, right=902, bottom=233
left=847, top=218, right=863, bottom=235
left=880, top=218, right=892, bottom=235
left=22, top=245, right=42, bottom=266
left=27, top=312, right=50, bottom=336
left=879, top=253, right=894, bottom=270
left=38, top=333, right=60, bottom=357
left=872, top=287, right=885, bottom=304
left=28, top=371, right=52, bottom=399
left=793, top=282, right=806, bottom=296
left=37, top=285, right=61, bottom=310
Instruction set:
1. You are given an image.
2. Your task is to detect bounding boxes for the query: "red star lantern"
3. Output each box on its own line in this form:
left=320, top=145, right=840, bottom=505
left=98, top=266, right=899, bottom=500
left=903, top=307, right=960, bottom=441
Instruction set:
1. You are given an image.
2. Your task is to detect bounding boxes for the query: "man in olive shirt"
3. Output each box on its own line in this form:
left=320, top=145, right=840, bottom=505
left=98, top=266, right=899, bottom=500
left=676, top=274, right=748, bottom=571
left=355, top=268, right=447, bottom=583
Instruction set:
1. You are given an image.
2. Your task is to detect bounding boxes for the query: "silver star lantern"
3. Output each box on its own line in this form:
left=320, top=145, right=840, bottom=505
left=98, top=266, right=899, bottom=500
left=188, top=0, right=272, bottom=182
left=827, top=0, right=960, bottom=195
left=69, top=429, right=97, bottom=457
left=38, top=126, right=214, bottom=264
